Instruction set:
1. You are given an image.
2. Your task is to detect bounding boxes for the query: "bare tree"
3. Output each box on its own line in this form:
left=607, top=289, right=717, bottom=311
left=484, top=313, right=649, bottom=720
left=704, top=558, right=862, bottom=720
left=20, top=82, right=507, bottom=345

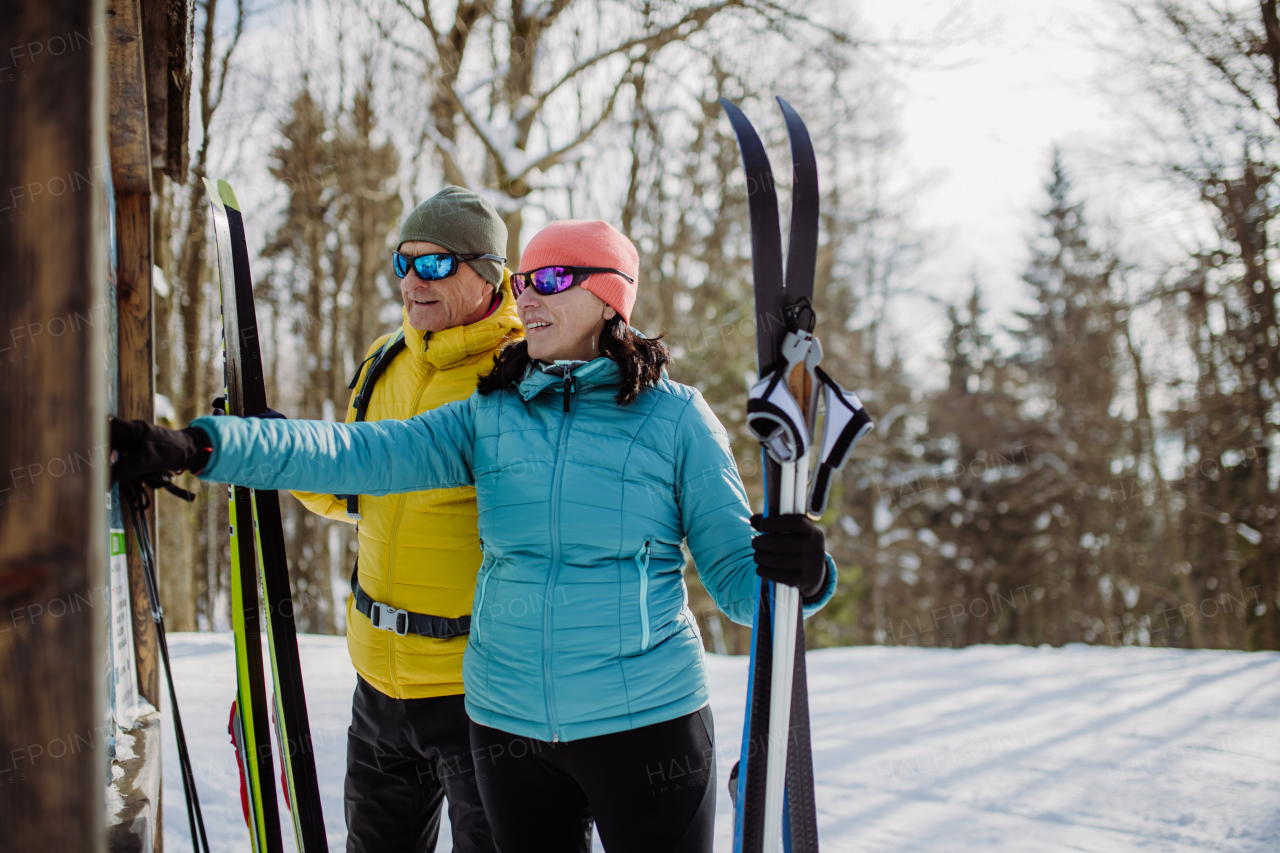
left=154, top=0, right=248, bottom=632
left=1108, top=1, right=1280, bottom=648
left=262, top=52, right=403, bottom=633
left=378, top=0, right=843, bottom=263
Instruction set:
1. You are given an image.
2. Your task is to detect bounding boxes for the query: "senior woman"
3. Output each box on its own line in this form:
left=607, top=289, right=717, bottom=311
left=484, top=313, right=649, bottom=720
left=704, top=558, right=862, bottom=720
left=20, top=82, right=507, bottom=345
left=110, top=219, right=836, bottom=853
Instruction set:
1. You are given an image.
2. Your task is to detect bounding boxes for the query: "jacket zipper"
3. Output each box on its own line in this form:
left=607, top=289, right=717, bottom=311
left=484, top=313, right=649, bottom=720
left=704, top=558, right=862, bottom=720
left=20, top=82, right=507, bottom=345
left=385, top=362, right=436, bottom=691
left=562, top=373, right=576, bottom=412
left=635, top=538, right=652, bottom=652
left=473, top=567, right=494, bottom=646
left=468, top=537, right=491, bottom=645
left=545, top=366, right=578, bottom=741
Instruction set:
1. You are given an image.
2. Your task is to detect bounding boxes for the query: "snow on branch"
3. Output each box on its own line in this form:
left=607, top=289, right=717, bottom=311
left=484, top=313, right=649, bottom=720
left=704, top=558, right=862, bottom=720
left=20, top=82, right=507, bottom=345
left=464, top=63, right=511, bottom=98
left=446, top=90, right=535, bottom=179
left=419, top=120, right=479, bottom=188
left=392, top=0, right=438, bottom=42
left=420, top=119, right=525, bottom=213
left=450, top=74, right=627, bottom=186
left=521, top=76, right=629, bottom=176
left=515, top=0, right=739, bottom=126
left=436, top=0, right=742, bottom=198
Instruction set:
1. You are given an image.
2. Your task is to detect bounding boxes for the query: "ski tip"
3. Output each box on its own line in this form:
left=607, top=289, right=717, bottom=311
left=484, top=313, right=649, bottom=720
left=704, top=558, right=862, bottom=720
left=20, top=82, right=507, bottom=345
left=717, top=98, right=769, bottom=167
left=776, top=97, right=815, bottom=152
left=202, top=177, right=224, bottom=212
left=216, top=179, right=241, bottom=212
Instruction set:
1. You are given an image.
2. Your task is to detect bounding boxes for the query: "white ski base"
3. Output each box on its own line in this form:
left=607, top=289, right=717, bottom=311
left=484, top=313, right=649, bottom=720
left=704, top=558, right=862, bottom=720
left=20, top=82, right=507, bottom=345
left=161, top=634, right=1280, bottom=852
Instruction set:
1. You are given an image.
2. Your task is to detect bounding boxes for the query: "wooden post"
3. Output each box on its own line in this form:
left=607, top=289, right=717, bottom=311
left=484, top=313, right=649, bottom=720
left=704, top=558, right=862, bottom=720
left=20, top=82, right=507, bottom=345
left=0, top=1, right=108, bottom=852
left=107, top=0, right=159, bottom=710
left=142, top=0, right=191, bottom=183
left=116, top=193, right=159, bottom=707
left=106, top=3, right=165, bottom=850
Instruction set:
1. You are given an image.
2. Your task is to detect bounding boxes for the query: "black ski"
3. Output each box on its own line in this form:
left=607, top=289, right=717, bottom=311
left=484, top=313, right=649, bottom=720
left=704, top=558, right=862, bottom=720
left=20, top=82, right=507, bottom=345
left=205, top=178, right=329, bottom=852
left=778, top=97, right=819, bottom=306
left=722, top=96, right=823, bottom=853
left=777, top=95, right=822, bottom=853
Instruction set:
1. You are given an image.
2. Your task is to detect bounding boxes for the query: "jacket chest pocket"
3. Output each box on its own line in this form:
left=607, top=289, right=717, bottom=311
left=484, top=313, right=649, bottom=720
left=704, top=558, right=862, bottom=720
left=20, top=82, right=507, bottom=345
left=472, top=542, right=496, bottom=647
left=635, top=536, right=653, bottom=652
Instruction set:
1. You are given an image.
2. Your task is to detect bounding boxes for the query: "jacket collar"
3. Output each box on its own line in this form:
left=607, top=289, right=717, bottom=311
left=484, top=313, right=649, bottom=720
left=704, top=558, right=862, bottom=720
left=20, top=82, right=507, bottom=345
left=401, top=270, right=523, bottom=370
left=516, top=356, right=620, bottom=401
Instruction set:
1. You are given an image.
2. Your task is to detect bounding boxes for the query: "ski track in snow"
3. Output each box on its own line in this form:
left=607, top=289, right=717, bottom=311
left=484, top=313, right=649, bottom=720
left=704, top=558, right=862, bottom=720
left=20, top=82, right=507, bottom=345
left=162, top=636, right=1280, bottom=852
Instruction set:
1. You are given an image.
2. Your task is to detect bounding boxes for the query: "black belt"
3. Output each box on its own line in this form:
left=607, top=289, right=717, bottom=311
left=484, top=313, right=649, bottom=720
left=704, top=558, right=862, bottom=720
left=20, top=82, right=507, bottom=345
left=351, top=567, right=471, bottom=639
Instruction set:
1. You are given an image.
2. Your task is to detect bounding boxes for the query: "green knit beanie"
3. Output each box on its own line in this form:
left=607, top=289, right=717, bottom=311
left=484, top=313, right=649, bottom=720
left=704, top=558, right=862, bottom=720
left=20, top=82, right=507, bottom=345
left=397, top=186, right=508, bottom=286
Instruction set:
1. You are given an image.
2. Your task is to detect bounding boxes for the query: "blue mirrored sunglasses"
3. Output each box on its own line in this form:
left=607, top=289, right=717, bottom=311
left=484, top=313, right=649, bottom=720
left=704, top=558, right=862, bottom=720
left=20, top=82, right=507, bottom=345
left=392, top=251, right=506, bottom=281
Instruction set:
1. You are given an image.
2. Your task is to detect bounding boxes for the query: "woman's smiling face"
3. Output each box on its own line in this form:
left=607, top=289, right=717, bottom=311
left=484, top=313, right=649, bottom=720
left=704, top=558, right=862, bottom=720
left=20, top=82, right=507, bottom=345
left=515, top=276, right=616, bottom=362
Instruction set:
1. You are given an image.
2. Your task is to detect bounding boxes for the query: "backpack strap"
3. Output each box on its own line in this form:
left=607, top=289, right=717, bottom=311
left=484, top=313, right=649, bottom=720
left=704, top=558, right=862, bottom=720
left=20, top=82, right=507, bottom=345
left=339, top=330, right=408, bottom=519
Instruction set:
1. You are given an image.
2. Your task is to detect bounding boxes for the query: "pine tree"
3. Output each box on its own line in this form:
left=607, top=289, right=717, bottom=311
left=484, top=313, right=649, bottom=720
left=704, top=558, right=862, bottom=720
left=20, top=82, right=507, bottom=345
left=259, top=70, right=402, bottom=634
left=866, top=285, right=1042, bottom=648
left=932, top=287, right=1040, bottom=644
left=1011, top=152, right=1128, bottom=645
left=262, top=88, right=339, bottom=632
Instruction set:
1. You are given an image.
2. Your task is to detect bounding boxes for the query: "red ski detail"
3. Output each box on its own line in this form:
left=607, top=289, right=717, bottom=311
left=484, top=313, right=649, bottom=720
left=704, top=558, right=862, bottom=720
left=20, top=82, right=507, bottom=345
left=229, top=700, right=251, bottom=829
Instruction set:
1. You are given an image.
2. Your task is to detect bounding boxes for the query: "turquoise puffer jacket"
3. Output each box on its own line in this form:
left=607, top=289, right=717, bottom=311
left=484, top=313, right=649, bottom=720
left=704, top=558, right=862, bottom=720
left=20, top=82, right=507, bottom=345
left=193, top=358, right=836, bottom=742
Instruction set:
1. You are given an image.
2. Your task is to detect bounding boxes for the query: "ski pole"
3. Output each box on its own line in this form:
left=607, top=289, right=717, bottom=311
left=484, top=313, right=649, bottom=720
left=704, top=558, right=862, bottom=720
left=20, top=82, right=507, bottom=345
left=763, top=451, right=808, bottom=853
left=120, top=477, right=211, bottom=853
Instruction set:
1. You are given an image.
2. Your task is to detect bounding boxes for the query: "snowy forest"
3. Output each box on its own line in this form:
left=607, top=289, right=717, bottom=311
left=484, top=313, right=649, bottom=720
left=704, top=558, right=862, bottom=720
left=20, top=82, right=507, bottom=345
left=150, top=0, right=1280, bottom=656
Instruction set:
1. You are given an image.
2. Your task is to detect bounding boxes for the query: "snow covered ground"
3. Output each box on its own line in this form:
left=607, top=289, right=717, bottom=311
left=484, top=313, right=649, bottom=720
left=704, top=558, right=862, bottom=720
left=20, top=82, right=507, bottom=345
left=163, top=634, right=1280, bottom=852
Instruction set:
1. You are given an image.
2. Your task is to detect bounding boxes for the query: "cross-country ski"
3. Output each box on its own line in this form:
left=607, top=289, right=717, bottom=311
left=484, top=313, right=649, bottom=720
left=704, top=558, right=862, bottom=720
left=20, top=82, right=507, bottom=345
left=206, top=179, right=329, bottom=852
left=721, top=96, right=873, bottom=853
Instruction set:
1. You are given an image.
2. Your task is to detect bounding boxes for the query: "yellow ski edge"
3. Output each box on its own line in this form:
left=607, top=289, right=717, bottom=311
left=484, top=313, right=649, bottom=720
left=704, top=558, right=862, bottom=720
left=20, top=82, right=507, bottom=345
left=230, top=500, right=275, bottom=850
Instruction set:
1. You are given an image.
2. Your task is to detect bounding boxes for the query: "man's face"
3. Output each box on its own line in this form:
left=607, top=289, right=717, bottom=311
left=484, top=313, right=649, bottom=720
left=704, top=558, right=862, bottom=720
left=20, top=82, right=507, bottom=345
left=398, top=240, right=494, bottom=332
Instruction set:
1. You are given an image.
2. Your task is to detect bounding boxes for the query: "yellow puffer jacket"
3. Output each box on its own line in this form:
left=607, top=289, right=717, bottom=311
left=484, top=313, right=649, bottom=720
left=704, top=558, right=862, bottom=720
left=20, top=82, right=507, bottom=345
left=293, top=274, right=522, bottom=699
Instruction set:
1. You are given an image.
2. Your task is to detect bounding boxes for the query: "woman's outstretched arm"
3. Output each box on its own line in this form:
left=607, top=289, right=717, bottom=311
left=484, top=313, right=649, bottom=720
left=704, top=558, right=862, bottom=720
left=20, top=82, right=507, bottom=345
left=190, top=396, right=478, bottom=496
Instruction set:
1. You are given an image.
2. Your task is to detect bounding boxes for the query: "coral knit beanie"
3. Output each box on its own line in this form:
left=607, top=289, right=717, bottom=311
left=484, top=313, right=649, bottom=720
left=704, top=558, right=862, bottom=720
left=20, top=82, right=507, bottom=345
left=519, top=220, right=639, bottom=324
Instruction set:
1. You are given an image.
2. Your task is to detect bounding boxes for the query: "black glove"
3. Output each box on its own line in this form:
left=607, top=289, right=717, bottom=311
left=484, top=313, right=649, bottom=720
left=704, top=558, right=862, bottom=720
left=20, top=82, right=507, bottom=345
left=110, top=417, right=213, bottom=485
left=751, top=513, right=829, bottom=602
left=212, top=395, right=286, bottom=419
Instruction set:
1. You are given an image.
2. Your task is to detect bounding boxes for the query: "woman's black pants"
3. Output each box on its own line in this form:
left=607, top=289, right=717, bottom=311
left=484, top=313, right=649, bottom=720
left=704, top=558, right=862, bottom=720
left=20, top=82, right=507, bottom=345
left=470, top=705, right=716, bottom=853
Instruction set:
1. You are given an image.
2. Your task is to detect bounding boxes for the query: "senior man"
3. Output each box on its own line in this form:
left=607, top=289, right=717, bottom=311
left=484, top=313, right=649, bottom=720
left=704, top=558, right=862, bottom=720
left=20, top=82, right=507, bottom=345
left=294, top=187, right=521, bottom=853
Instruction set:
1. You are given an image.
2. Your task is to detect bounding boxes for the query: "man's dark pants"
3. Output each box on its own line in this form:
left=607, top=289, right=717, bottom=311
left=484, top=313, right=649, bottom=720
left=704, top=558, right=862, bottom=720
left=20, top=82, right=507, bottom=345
left=345, top=676, right=494, bottom=853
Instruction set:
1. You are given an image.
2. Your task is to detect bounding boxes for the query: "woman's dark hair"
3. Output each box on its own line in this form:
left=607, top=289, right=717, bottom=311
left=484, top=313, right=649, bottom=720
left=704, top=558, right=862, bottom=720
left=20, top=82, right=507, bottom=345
left=477, top=314, right=671, bottom=405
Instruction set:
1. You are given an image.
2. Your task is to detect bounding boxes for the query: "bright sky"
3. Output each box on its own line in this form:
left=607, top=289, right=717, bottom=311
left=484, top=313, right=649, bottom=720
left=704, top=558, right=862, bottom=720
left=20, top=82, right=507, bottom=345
left=858, top=0, right=1125, bottom=355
